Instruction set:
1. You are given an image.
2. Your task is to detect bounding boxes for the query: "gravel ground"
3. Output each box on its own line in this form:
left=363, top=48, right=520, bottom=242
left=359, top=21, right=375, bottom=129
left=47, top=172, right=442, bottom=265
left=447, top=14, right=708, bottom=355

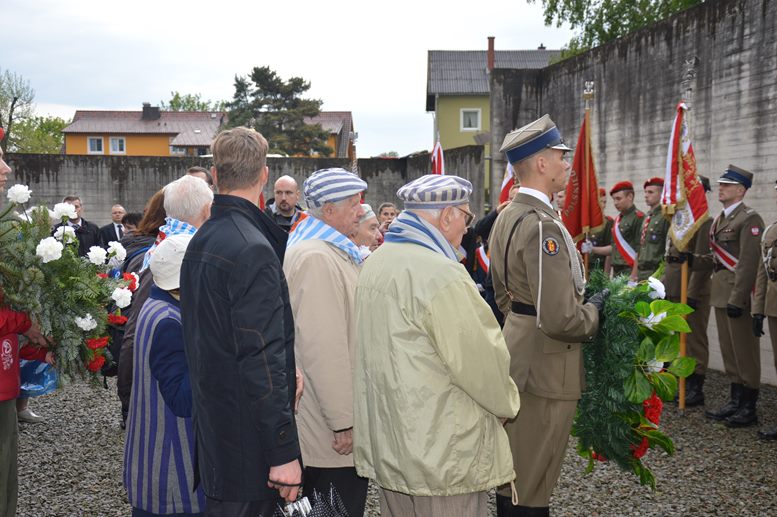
left=17, top=370, right=777, bottom=516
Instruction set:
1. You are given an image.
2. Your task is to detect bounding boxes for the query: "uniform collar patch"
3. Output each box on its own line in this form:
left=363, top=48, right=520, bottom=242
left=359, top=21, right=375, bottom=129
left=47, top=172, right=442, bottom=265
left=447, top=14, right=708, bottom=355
left=752, top=227, right=761, bottom=236
left=542, top=236, right=560, bottom=256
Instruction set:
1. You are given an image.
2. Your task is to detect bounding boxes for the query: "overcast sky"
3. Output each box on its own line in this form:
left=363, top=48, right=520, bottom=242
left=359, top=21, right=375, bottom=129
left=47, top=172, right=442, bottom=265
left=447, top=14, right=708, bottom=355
left=3, top=0, right=573, bottom=157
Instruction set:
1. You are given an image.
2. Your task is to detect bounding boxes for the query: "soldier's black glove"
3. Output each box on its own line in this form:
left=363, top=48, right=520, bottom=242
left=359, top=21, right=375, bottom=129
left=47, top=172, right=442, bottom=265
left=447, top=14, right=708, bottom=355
left=726, top=304, right=744, bottom=318
left=686, top=297, right=699, bottom=310
left=586, top=288, right=610, bottom=316
left=753, top=314, right=766, bottom=337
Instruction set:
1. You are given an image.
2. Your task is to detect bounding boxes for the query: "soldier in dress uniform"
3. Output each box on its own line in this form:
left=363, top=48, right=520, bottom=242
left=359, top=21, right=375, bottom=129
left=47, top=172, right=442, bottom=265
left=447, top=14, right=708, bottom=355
left=590, top=182, right=644, bottom=277
left=489, top=115, right=608, bottom=517
left=705, top=165, right=764, bottom=428
left=662, top=175, right=713, bottom=407
left=752, top=179, right=777, bottom=440
left=585, top=187, right=614, bottom=273
left=633, top=177, right=670, bottom=281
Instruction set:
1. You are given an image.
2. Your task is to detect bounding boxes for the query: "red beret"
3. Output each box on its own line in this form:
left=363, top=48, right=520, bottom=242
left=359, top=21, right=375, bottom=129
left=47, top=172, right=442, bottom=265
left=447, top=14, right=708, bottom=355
left=643, top=177, right=664, bottom=189
left=598, top=187, right=606, bottom=196
left=610, top=181, right=634, bottom=195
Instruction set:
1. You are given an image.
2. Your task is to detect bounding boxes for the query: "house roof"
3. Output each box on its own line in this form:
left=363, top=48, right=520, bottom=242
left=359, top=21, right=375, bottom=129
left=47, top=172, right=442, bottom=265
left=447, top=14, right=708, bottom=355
left=426, top=49, right=560, bottom=111
left=305, top=111, right=354, bottom=157
left=63, top=110, right=226, bottom=147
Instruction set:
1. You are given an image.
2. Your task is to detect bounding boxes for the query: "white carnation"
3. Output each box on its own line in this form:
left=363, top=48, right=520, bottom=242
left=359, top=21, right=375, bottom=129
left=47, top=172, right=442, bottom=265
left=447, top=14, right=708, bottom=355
left=35, top=237, right=63, bottom=263
left=647, top=277, right=666, bottom=299
left=111, top=287, right=132, bottom=309
left=74, top=313, right=98, bottom=331
left=107, top=241, right=127, bottom=261
left=646, top=359, right=664, bottom=373
left=87, top=246, right=108, bottom=265
left=639, top=311, right=667, bottom=330
left=53, top=226, right=76, bottom=242
left=53, top=202, right=77, bottom=221
left=7, top=184, right=32, bottom=204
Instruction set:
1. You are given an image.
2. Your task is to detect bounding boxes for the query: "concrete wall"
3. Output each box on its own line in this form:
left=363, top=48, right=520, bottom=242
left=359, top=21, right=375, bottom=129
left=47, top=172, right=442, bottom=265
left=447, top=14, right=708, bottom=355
left=3, top=146, right=485, bottom=225
left=489, top=0, right=777, bottom=385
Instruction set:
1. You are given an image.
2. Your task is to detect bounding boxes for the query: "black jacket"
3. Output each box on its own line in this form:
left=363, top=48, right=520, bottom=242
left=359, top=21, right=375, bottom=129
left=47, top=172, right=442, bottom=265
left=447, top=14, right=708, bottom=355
left=99, top=222, right=123, bottom=247
left=53, top=218, right=102, bottom=257
left=180, top=194, right=299, bottom=501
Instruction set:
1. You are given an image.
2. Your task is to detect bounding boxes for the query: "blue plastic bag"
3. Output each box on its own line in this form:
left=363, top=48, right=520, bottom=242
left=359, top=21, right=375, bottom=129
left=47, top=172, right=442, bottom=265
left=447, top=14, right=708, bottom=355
left=19, top=359, right=58, bottom=398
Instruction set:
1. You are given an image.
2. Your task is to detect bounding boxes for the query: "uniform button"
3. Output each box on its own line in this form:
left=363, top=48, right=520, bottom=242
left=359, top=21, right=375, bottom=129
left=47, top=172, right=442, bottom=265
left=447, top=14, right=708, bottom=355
left=567, top=344, right=572, bottom=350
left=279, top=430, right=287, bottom=440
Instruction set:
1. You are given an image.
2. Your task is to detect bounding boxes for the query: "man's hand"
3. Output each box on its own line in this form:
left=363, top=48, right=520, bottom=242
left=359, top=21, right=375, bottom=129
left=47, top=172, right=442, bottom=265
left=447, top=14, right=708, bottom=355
left=23, top=322, right=48, bottom=347
left=753, top=314, right=765, bottom=337
left=332, top=428, right=353, bottom=455
left=44, top=351, right=55, bottom=366
left=268, top=459, right=302, bottom=502
left=580, top=240, right=593, bottom=254
left=726, top=304, right=744, bottom=318
left=294, top=368, right=304, bottom=413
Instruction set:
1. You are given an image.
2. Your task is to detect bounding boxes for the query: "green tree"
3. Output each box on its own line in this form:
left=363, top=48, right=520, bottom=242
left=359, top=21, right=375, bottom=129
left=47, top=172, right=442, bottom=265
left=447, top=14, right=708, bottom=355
left=160, top=91, right=226, bottom=112
left=7, top=116, right=69, bottom=154
left=0, top=69, right=35, bottom=152
left=226, top=66, right=332, bottom=157
left=531, top=0, right=703, bottom=57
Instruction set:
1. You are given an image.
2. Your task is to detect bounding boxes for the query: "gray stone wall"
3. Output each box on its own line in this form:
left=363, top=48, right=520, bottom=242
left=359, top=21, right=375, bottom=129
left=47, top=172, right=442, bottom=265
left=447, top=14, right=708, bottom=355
left=489, top=0, right=777, bottom=384
left=3, top=147, right=485, bottom=224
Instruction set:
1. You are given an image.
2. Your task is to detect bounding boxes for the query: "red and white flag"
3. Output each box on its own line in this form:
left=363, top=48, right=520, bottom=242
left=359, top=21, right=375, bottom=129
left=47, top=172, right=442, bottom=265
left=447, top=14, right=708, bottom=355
left=661, top=102, right=709, bottom=251
left=431, top=134, right=445, bottom=175
left=499, top=163, right=515, bottom=203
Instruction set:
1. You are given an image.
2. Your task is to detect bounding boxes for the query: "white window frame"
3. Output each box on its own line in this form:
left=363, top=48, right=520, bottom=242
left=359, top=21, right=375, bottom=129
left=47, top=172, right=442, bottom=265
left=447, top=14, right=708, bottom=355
left=169, top=145, right=187, bottom=156
left=460, top=108, right=482, bottom=132
left=110, top=137, right=126, bottom=155
left=87, top=136, right=104, bottom=155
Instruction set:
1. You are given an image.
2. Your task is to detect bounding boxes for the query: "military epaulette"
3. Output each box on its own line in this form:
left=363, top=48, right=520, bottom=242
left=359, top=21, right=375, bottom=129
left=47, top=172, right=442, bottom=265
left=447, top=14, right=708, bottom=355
left=636, top=210, right=645, bottom=217
left=745, top=208, right=756, bottom=214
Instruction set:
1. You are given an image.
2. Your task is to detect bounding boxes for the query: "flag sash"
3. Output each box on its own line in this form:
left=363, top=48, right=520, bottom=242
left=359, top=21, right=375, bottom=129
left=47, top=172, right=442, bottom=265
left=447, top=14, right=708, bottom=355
left=709, top=217, right=738, bottom=272
left=613, top=215, right=637, bottom=266
left=499, top=163, right=515, bottom=203
left=476, top=245, right=490, bottom=273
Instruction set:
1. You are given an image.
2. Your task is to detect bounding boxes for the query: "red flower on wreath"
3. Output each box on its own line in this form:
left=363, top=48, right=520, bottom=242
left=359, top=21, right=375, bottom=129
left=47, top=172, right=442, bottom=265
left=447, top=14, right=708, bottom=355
left=107, top=313, right=128, bottom=326
left=122, top=272, right=139, bottom=292
left=97, top=273, right=108, bottom=279
left=643, top=392, right=663, bottom=425
left=86, top=336, right=110, bottom=350
left=591, top=451, right=608, bottom=462
left=631, top=437, right=649, bottom=459
left=87, top=354, right=106, bottom=372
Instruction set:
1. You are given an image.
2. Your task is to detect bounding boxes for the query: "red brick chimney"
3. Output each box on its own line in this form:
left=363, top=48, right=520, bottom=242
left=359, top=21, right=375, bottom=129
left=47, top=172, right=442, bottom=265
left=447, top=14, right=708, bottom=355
left=487, top=36, right=495, bottom=72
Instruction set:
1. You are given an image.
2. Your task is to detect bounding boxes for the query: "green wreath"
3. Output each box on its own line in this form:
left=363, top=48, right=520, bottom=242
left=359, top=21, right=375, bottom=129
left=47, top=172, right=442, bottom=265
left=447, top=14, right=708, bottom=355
left=572, top=270, right=696, bottom=489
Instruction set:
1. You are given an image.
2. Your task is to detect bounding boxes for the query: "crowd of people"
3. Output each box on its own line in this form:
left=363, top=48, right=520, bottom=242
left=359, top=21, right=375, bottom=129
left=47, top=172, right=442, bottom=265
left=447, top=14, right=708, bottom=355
left=1, top=114, right=777, bottom=517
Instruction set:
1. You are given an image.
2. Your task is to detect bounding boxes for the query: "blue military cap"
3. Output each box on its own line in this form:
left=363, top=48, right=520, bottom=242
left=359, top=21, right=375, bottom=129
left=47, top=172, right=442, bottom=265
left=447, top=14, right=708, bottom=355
left=718, top=164, right=753, bottom=189
left=499, top=114, right=572, bottom=164
left=303, top=168, right=368, bottom=208
left=396, top=174, right=473, bottom=209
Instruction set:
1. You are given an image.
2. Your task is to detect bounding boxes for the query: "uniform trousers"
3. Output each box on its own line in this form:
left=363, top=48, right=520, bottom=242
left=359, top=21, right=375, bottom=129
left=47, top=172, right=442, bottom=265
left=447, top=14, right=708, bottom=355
left=714, top=308, right=760, bottom=388
left=687, top=301, right=711, bottom=375
left=499, top=391, right=577, bottom=507
left=0, top=399, right=18, bottom=517
left=768, top=317, right=777, bottom=375
left=379, top=487, right=488, bottom=517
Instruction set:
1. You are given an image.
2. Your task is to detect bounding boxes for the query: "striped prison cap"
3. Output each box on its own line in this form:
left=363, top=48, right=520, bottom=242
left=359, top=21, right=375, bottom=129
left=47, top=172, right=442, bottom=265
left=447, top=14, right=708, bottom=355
left=360, top=204, right=376, bottom=222
left=396, top=174, right=473, bottom=209
left=303, top=168, right=368, bottom=208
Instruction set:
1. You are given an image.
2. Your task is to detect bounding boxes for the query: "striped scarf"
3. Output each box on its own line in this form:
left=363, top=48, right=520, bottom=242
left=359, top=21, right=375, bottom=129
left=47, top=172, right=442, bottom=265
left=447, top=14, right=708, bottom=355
left=287, top=215, right=364, bottom=265
left=140, top=217, right=197, bottom=272
left=384, top=211, right=460, bottom=262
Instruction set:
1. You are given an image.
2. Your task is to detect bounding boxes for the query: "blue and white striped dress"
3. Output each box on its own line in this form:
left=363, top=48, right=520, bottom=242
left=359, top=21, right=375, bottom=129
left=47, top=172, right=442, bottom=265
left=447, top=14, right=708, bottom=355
left=124, top=294, right=205, bottom=515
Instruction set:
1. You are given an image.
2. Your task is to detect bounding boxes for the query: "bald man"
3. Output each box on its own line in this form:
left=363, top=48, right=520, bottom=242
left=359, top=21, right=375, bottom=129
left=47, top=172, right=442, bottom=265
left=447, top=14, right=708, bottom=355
left=265, top=175, right=304, bottom=232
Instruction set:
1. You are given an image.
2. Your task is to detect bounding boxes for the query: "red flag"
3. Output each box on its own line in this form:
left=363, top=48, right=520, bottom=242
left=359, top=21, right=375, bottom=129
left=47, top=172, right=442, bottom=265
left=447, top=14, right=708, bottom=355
left=662, top=102, right=709, bottom=251
left=562, top=115, right=603, bottom=242
left=431, top=134, right=445, bottom=175
left=499, top=163, right=515, bottom=203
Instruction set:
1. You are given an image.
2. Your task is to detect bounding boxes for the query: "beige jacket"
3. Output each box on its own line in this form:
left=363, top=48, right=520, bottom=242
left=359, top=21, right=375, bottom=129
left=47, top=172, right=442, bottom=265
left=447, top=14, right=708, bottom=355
left=753, top=222, right=777, bottom=317
left=284, top=239, right=360, bottom=468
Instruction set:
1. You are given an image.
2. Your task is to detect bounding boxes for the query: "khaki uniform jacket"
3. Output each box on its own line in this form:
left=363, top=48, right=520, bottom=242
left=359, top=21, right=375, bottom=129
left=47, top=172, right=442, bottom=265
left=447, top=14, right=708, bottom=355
left=489, top=193, right=599, bottom=401
left=637, top=205, right=670, bottom=279
left=663, top=218, right=713, bottom=302
left=353, top=242, right=520, bottom=496
left=611, top=205, right=644, bottom=269
left=589, top=216, right=613, bottom=270
left=284, top=240, right=359, bottom=468
left=753, top=222, right=777, bottom=317
left=709, top=203, right=764, bottom=309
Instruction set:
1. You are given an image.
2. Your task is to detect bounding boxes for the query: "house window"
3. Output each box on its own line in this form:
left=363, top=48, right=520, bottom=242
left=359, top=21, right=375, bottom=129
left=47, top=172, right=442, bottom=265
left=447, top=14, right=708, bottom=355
left=87, top=137, right=103, bottom=154
left=170, top=146, right=187, bottom=156
left=110, top=137, right=126, bottom=155
left=460, top=109, right=481, bottom=131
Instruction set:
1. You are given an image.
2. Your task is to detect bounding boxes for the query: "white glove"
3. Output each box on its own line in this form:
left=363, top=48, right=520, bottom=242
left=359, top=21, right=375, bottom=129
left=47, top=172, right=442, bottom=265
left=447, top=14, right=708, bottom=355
left=580, top=240, right=593, bottom=254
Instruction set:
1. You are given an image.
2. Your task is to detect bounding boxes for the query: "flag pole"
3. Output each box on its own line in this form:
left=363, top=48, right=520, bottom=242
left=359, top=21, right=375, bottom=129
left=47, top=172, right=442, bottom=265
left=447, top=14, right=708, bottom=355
left=678, top=57, right=698, bottom=412
left=583, top=81, right=595, bottom=278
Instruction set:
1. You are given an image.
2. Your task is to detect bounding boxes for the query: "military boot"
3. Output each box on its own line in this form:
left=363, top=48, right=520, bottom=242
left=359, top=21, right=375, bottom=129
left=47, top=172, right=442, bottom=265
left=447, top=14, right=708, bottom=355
left=726, top=387, right=759, bottom=428
left=684, top=373, right=705, bottom=407
left=757, top=425, right=777, bottom=440
left=705, top=383, right=742, bottom=421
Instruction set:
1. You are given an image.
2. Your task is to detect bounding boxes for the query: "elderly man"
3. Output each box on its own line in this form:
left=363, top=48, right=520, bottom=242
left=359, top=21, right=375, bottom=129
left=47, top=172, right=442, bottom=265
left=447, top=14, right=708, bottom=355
left=181, top=127, right=301, bottom=515
left=53, top=196, right=103, bottom=257
left=265, top=175, right=304, bottom=232
left=99, top=204, right=127, bottom=246
left=284, top=168, right=369, bottom=516
left=354, top=175, right=520, bottom=517
left=489, top=115, right=606, bottom=516
left=352, top=204, right=381, bottom=253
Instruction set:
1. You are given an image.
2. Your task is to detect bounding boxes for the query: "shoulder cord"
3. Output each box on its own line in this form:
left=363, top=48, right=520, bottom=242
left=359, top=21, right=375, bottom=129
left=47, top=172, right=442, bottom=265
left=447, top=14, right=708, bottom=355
left=502, top=212, right=533, bottom=303
left=763, top=223, right=776, bottom=273
left=551, top=218, right=586, bottom=296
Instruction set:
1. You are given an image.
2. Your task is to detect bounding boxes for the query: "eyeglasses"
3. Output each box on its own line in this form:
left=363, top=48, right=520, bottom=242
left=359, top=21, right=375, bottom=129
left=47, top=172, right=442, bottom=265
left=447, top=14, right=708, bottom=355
left=454, top=206, right=475, bottom=227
